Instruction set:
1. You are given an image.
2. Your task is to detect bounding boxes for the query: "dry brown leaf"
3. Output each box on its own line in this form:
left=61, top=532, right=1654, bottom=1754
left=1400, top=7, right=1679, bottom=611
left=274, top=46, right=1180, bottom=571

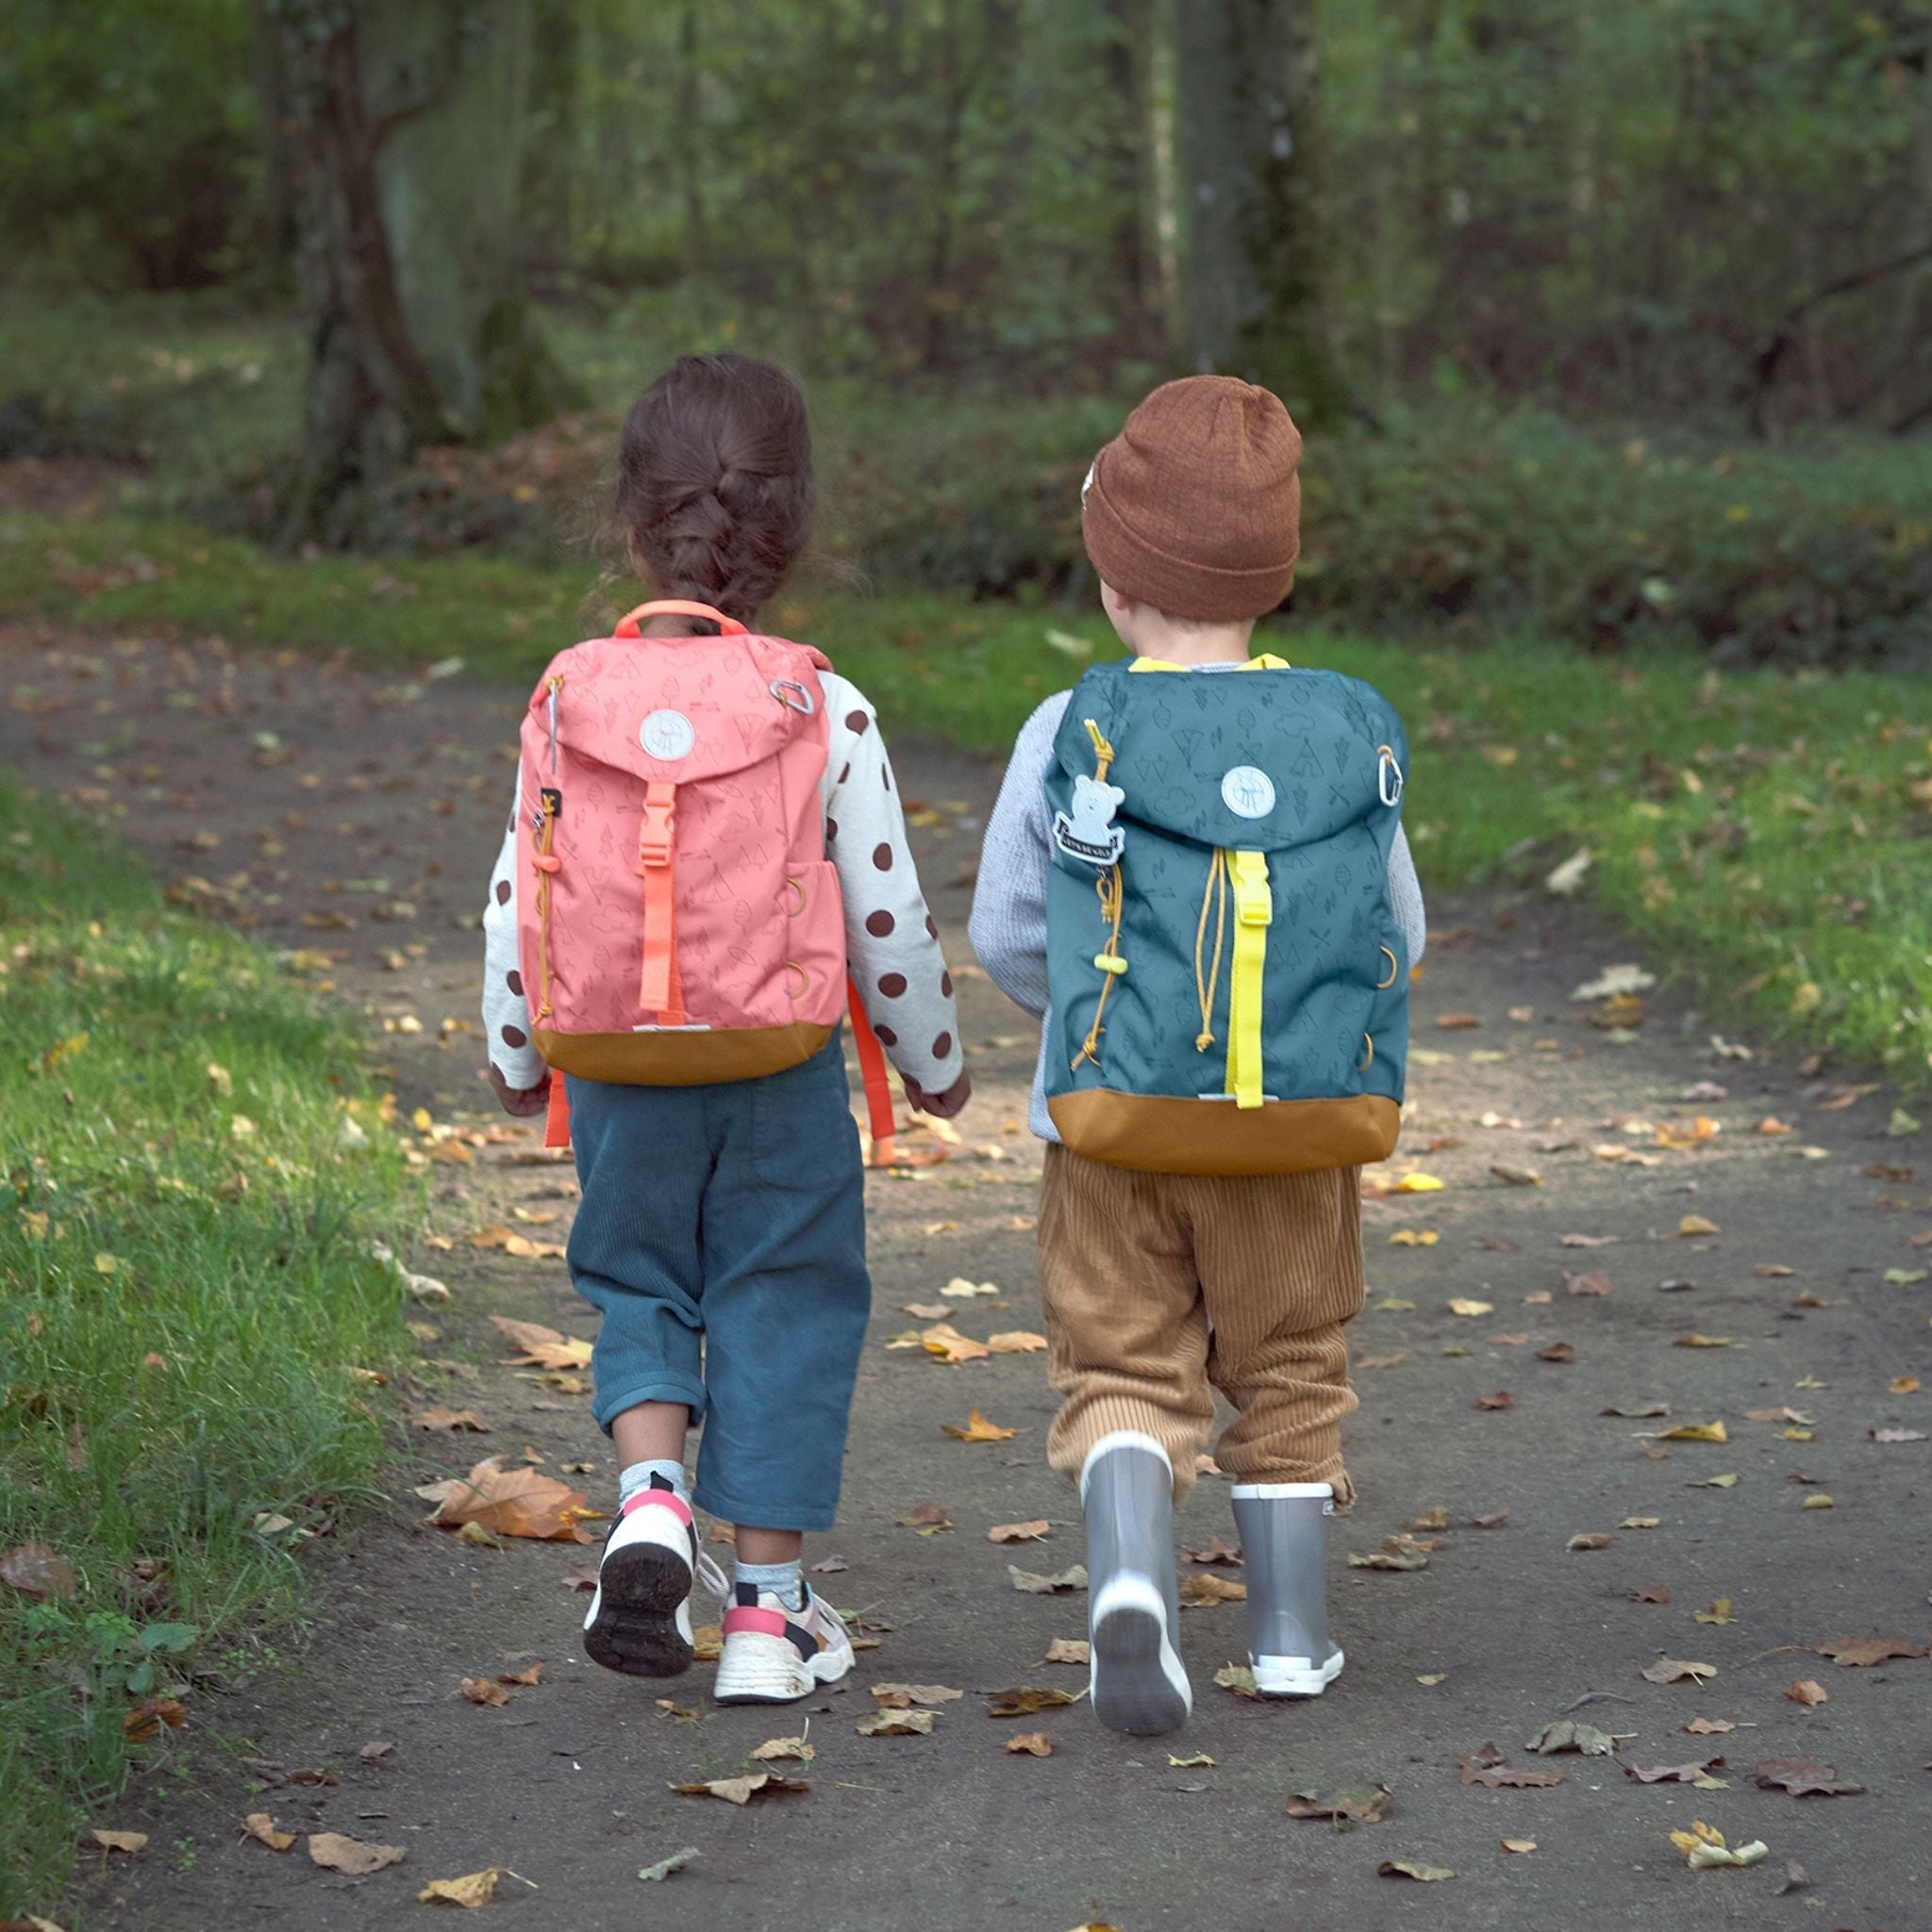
left=1642, top=1657, right=1717, bottom=1686
left=123, top=1697, right=187, bottom=1740
left=1008, top=1563, right=1088, bottom=1593
left=1674, top=1333, right=1736, bottom=1349
left=1458, top=1743, right=1563, bottom=1789
left=1214, top=1663, right=1259, bottom=1698
left=242, top=1813, right=294, bottom=1852
left=1042, top=1638, right=1090, bottom=1666
left=1624, top=1758, right=1725, bottom=1785
left=308, top=1831, right=406, bottom=1874
left=408, top=1406, right=489, bottom=1432
left=498, top=1661, right=542, bottom=1687
left=1786, top=1679, right=1828, bottom=1706
left=1448, top=1297, right=1493, bottom=1317
left=987, top=1687, right=1077, bottom=1717
left=988, top=1520, right=1051, bottom=1543
left=1755, top=1756, right=1866, bottom=1797
left=416, top=1868, right=514, bottom=1907
left=1348, top=1534, right=1431, bottom=1571
left=430, top=1457, right=592, bottom=1543
left=900, top=1302, right=952, bottom=1320
left=459, top=1676, right=511, bottom=1707
left=920, top=1323, right=992, bottom=1364
left=1, top=1541, right=76, bottom=1600
left=1182, top=1535, right=1243, bottom=1565
left=1685, top=1717, right=1735, bottom=1734
left=1500, top=1838, right=1538, bottom=1854
left=749, top=1735, right=815, bottom=1762
left=1815, top=1633, right=1925, bottom=1667
left=486, top=1315, right=592, bottom=1371
left=1006, top=1730, right=1054, bottom=1756
left=1178, top=1572, right=1247, bottom=1607
left=941, top=1410, right=1016, bottom=1442
left=1565, top=1532, right=1612, bottom=1552
left=986, top=1331, right=1048, bottom=1354
left=1657, top=1421, right=1727, bottom=1442
left=670, top=1772, right=808, bottom=1805
left=1287, top=1782, right=1392, bottom=1823
left=856, top=1707, right=937, bottom=1736
left=90, top=1830, right=147, bottom=1856
left=870, top=1682, right=964, bottom=1707
left=1677, top=1214, right=1720, bottom=1237
left=901, top=1501, right=953, bottom=1533
left=1474, top=1391, right=1514, bottom=1410
left=1565, top=1269, right=1614, bottom=1297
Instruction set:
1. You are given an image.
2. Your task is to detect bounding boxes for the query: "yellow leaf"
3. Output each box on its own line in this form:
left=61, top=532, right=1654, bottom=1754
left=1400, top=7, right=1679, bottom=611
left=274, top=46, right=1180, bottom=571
left=1448, top=1298, right=1493, bottom=1317
left=416, top=1867, right=511, bottom=1907
left=1657, top=1421, right=1727, bottom=1442
left=920, top=1323, right=992, bottom=1364
left=242, top=1813, right=295, bottom=1852
left=941, top=1409, right=1016, bottom=1442
left=1802, top=1493, right=1834, bottom=1509
left=1677, top=1214, right=1720, bottom=1237
left=1499, top=1838, right=1537, bottom=1854
left=1388, top=1228, right=1440, bottom=1246
left=1674, top=1333, right=1737, bottom=1348
left=90, top=1829, right=147, bottom=1855
left=1395, top=1173, right=1445, bottom=1193
left=92, top=1252, right=121, bottom=1276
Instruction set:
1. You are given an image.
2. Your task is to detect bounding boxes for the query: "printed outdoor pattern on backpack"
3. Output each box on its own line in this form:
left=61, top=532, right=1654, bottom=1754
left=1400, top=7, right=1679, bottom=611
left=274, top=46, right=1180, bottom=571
left=1041, top=659, right=1409, bottom=1176
left=514, top=602, right=847, bottom=1085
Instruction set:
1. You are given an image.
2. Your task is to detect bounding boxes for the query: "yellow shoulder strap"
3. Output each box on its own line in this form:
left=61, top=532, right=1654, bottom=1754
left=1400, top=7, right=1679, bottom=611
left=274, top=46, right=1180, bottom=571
left=1225, top=850, right=1271, bottom=1109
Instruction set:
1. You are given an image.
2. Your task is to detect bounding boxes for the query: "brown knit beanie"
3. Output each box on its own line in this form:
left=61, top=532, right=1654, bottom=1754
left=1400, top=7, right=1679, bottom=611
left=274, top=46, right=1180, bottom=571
left=1080, top=375, right=1302, bottom=623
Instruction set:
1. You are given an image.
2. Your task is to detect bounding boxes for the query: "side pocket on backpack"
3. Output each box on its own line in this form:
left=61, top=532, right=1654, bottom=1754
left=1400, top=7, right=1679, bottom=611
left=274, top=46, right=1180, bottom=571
left=1362, top=925, right=1408, bottom=1100
left=781, top=859, right=846, bottom=1024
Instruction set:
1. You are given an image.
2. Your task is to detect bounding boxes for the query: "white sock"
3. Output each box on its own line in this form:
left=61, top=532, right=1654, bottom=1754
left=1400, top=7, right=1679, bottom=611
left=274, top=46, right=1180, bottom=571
left=735, top=1559, right=805, bottom=1611
left=618, top=1458, right=688, bottom=1507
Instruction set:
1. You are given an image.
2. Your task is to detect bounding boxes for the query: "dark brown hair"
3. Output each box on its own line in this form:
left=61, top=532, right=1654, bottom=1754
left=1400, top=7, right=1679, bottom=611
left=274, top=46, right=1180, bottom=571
left=614, top=353, right=815, bottom=628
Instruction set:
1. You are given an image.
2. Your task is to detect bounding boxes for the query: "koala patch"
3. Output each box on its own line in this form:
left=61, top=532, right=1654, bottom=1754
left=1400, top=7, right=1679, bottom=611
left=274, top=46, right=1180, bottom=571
left=1053, top=773, right=1126, bottom=867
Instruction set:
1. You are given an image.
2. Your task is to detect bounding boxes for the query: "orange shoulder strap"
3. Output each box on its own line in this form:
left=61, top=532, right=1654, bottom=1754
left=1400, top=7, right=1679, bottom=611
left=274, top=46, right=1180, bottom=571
left=847, top=977, right=898, bottom=1168
left=543, top=1073, right=572, bottom=1150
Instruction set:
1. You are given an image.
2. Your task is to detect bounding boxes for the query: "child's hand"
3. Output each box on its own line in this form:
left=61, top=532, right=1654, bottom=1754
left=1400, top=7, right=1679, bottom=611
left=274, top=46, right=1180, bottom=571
left=905, top=1071, right=972, bottom=1121
left=488, top=1063, right=552, bottom=1118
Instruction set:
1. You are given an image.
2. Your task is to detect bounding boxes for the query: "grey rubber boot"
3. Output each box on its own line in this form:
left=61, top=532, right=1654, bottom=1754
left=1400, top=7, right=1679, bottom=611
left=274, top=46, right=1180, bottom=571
left=1081, top=1432, right=1191, bottom=1736
left=1231, top=1482, right=1344, bottom=1697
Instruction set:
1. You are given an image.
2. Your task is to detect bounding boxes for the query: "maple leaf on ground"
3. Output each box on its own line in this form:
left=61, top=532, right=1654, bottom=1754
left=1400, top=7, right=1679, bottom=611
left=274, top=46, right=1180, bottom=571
left=308, top=1832, right=406, bottom=1874
left=1524, top=1720, right=1618, bottom=1756
left=417, top=1868, right=520, bottom=1907
left=901, top=1501, right=953, bottom=1534
left=988, top=1520, right=1050, bottom=1543
left=1182, top=1536, right=1242, bottom=1565
left=1348, top=1534, right=1430, bottom=1572
left=430, top=1457, right=593, bottom=1542
left=670, top=1773, right=808, bottom=1805
left=1624, top=1758, right=1725, bottom=1784
left=486, top=1315, right=591, bottom=1371
left=857, top=1708, right=936, bottom=1736
left=920, top=1322, right=992, bottom=1364
left=1642, top=1657, right=1717, bottom=1686
left=1043, top=1638, right=1090, bottom=1666
left=1815, top=1633, right=1925, bottom=1666
left=1379, top=1860, right=1455, bottom=1882
left=1178, top=1573, right=1247, bottom=1607
left=1006, top=1730, right=1053, bottom=1757
left=870, top=1683, right=963, bottom=1707
left=1755, top=1757, right=1866, bottom=1797
left=1008, top=1563, right=1087, bottom=1594
left=459, top=1676, right=511, bottom=1707
left=986, top=1687, right=1076, bottom=1717
left=1286, top=1782, right=1392, bottom=1824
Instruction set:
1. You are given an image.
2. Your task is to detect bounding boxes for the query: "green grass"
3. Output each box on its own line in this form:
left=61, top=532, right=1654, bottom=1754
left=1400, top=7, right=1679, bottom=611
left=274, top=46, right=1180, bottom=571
left=0, top=776, right=412, bottom=1917
left=4, top=507, right=1931, bottom=1086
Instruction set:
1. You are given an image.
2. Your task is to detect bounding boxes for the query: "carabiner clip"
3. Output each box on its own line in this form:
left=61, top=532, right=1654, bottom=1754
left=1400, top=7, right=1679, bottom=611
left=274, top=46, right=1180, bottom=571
left=771, top=678, right=816, bottom=717
left=1377, top=743, right=1404, bottom=808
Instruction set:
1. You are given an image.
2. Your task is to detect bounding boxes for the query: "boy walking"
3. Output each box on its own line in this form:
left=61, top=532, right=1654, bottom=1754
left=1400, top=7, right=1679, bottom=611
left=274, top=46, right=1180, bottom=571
left=971, top=376, right=1425, bottom=1735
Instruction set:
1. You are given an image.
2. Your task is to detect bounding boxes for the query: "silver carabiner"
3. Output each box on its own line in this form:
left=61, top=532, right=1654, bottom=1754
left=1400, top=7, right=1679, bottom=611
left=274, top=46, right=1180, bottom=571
left=771, top=679, right=816, bottom=717
left=1377, top=743, right=1404, bottom=808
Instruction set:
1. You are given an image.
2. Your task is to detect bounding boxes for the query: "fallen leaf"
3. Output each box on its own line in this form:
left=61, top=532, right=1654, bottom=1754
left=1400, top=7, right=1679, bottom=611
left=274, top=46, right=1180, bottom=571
left=900, top=1303, right=952, bottom=1320
left=1537, top=1341, right=1577, bottom=1363
left=1630, top=1583, right=1673, bottom=1604
left=90, top=1830, right=147, bottom=1855
left=430, top=1457, right=592, bottom=1542
left=1177, top=1573, right=1247, bottom=1607
left=1677, top=1214, right=1720, bottom=1238
left=1043, top=1638, right=1091, bottom=1666
left=986, top=1331, right=1048, bottom=1354
left=1621, top=1516, right=1661, bottom=1530
left=1688, top=1473, right=1740, bottom=1490
left=1348, top=1534, right=1431, bottom=1572
left=408, top=1406, right=490, bottom=1433
left=123, top=1697, right=188, bottom=1740
left=869, top=1683, right=964, bottom=1707
left=1800, top=1492, right=1833, bottom=1508
left=1674, top=1333, right=1737, bottom=1350
left=1755, top=1756, right=1866, bottom=1797
left=938, top=1410, right=1022, bottom=1452
left=1168, top=1752, right=1215, bottom=1768
left=1457, top=1744, right=1562, bottom=1789
left=1668, top=1820, right=1767, bottom=1868
left=1755, top=1262, right=1795, bottom=1278
left=1694, top=1599, right=1735, bottom=1626
left=1387, top=1228, right=1440, bottom=1246
left=1786, top=1679, right=1827, bottom=1706
left=1871, top=1426, right=1928, bottom=1442
left=670, top=1772, right=808, bottom=1805
left=1006, top=1731, right=1053, bottom=1757
left=1008, top=1563, right=1087, bottom=1594
left=1474, top=1391, right=1514, bottom=1410
left=242, top=1813, right=294, bottom=1852
left=1625, top=1758, right=1724, bottom=1785
left=459, top=1676, right=511, bottom=1707
left=0, top=1541, right=76, bottom=1600
left=637, top=1846, right=699, bottom=1884
left=1685, top=1717, right=1735, bottom=1734
left=987, top=1687, right=1076, bottom=1718
left=416, top=1868, right=513, bottom=1907
left=901, top=1501, right=953, bottom=1534
left=988, top=1520, right=1051, bottom=1543
left=1499, top=1838, right=1537, bottom=1854
left=1657, top=1421, right=1727, bottom=1442
left=1182, top=1536, right=1243, bottom=1566
left=1378, top=1860, right=1454, bottom=1882
left=1448, top=1297, right=1493, bottom=1317
left=1890, top=1374, right=1921, bottom=1394
left=1546, top=849, right=1591, bottom=896
left=1565, top=1532, right=1612, bottom=1552
left=1213, top=1663, right=1260, bottom=1699
left=308, top=1831, right=406, bottom=1874
left=741, top=1731, right=811, bottom=1761
left=1286, top=1782, right=1392, bottom=1824
left=1814, top=1633, right=1925, bottom=1666
left=486, top=1314, right=591, bottom=1371
left=808, top=1554, right=848, bottom=1574
left=1397, top=1172, right=1445, bottom=1193
left=858, top=1706, right=940, bottom=1737
left=1643, top=1657, right=1717, bottom=1686
left=1565, top=1268, right=1615, bottom=1297
left=940, top=1276, right=999, bottom=1299
left=920, top=1322, right=992, bottom=1364
left=1524, top=1721, right=1618, bottom=1756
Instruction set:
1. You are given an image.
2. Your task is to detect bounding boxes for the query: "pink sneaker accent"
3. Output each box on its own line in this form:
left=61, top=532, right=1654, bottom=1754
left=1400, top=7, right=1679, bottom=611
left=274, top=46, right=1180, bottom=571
left=722, top=1605, right=789, bottom=1640
left=622, top=1487, right=692, bottom=1526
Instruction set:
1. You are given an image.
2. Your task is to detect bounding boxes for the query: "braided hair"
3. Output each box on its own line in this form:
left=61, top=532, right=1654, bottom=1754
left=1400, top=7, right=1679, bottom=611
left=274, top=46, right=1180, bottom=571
left=615, top=354, right=815, bottom=630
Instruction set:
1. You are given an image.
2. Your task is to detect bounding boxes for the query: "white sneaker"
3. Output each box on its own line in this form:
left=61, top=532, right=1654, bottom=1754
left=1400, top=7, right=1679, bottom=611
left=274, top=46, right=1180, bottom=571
left=582, top=1482, right=728, bottom=1679
left=712, top=1582, right=855, bottom=1705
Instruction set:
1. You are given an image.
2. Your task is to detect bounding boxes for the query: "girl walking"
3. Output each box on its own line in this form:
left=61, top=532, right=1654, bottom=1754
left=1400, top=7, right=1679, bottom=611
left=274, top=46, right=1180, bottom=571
left=481, top=354, right=969, bottom=1703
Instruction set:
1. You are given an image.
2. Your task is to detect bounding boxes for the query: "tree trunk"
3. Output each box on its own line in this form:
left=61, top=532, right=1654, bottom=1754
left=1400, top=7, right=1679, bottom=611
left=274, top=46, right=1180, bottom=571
left=1103, top=0, right=1166, bottom=358
left=1175, top=0, right=1342, bottom=421
left=271, top=0, right=579, bottom=546
left=677, top=0, right=707, bottom=275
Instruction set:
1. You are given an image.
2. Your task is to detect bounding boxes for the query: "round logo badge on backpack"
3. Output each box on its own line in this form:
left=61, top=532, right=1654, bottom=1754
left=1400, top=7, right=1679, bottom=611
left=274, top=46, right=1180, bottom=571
left=1221, top=765, right=1276, bottom=819
left=639, top=709, right=695, bottom=760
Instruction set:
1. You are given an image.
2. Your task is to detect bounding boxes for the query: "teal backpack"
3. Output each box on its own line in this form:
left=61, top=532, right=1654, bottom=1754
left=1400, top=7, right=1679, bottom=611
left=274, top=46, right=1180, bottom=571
left=1042, top=657, right=1409, bottom=1175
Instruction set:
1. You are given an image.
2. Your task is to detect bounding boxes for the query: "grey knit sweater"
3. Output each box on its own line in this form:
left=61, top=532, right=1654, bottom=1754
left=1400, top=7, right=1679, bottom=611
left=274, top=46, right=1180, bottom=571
left=970, top=684, right=1427, bottom=1141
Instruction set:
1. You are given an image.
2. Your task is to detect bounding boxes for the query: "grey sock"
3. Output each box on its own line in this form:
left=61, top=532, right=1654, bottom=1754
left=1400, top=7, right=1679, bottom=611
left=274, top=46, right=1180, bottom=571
left=618, top=1458, right=688, bottom=1507
left=735, top=1559, right=805, bottom=1611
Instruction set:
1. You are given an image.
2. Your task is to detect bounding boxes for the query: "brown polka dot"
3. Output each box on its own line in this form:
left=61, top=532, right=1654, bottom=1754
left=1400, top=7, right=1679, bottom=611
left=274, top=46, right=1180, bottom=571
left=878, top=972, right=908, bottom=998
left=501, top=1024, right=528, bottom=1049
left=838, top=762, right=851, bottom=785
left=874, top=1024, right=898, bottom=1047
left=940, top=969, right=953, bottom=997
left=844, top=710, right=870, bottom=735
left=924, top=915, right=938, bottom=939
left=881, top=764, right=892, bottom=792
left=872, top=842, right=893, bottom=871
left=494, top=879, right=511, bottom=905
left=932, top=1032, right=953, bottom=1060
left=865, top=909, right=896, bottom=939
left=507, top=969, right=524, bottom=996
left=825, top=817, right=838, bottom=843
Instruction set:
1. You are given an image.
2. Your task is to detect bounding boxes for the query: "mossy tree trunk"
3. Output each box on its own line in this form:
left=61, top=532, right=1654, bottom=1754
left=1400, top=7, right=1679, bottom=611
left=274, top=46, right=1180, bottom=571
left=268, top=0, right=580, bottom=547
left=1175, top=0, right=1343, bottom=424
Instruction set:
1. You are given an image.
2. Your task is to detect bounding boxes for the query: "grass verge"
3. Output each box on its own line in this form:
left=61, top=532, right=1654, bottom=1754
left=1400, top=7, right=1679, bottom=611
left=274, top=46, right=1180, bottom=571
left=4, top=509, right=1932, bottom=1086
left=0, top=775, right=411, bottom=1916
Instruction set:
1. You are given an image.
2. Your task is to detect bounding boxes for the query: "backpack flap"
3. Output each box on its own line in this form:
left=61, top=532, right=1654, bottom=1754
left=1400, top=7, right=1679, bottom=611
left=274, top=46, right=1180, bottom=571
left=1042, top=661, right=1409, bottom=1177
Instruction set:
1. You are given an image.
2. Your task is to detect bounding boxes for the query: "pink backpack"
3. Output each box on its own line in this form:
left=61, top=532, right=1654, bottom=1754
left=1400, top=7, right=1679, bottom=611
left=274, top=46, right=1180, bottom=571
left=514, top=599, right=897, bottom=1148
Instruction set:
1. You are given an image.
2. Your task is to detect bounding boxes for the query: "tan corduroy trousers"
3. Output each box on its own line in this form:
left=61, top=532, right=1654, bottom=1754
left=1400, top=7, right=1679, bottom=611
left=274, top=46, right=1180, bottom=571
left=1037, top=1145, right=1366, bottom=1505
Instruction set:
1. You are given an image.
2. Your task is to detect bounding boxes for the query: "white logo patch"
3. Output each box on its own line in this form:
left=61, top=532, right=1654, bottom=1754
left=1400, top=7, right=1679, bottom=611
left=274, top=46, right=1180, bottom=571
left=1221, top=765, right=1276, bottom=819
left=639, top=708, right=695, bottom=761
left=1052, top=773, right=1126, bottom=867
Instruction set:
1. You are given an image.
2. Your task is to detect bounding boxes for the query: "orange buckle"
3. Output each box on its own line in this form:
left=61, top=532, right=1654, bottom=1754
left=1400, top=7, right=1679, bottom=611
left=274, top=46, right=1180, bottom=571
left=636, top=791, right=675, bottom=872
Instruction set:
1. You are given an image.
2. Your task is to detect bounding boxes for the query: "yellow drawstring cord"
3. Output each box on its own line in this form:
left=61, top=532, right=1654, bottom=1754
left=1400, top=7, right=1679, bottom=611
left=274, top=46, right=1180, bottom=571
left=1071, top=861, right=1124, bottom=1073
left=1084, top=718, right=1115, bottom=784
left=1194, top=848, right=1229, bottom=1050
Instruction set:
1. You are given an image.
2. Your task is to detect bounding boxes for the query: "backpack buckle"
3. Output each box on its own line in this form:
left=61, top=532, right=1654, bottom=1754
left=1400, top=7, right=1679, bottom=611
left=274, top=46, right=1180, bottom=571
left=636, top=783, right=676, bottom=871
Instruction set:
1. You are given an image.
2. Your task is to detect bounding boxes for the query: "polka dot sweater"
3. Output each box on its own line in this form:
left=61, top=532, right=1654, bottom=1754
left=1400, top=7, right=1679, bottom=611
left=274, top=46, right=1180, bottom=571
left=481, top=672, right=964, bottom=1099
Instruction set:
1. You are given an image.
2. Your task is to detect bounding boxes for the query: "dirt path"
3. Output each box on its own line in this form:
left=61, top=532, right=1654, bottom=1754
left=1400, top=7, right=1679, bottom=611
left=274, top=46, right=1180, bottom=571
left=6, top=622, right=1927, bottom=1932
